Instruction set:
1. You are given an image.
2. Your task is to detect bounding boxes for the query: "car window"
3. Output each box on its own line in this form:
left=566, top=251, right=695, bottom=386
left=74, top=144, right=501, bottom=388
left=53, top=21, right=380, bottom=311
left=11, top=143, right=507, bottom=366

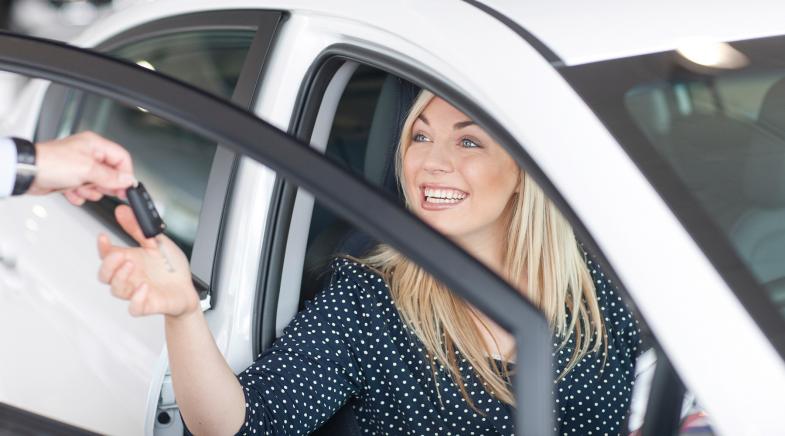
left=300, top=65, right=401, bottom=304
left=42, top=30, right=255, bottom=258
left=559, top=40, right=785, bottom=368
left=625, top=68, right=785, bottom=320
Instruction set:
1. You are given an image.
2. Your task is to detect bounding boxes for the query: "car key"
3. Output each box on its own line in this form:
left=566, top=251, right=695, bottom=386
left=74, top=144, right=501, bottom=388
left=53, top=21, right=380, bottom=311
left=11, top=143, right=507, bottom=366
left=126, top=182, right=175, bottom=272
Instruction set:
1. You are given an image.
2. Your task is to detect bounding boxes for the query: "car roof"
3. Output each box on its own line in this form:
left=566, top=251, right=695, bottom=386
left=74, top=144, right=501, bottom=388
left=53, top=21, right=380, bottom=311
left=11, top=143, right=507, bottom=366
left=477, top=0, right=785, bottom=65
left=92, top=0, right=785, bottom=67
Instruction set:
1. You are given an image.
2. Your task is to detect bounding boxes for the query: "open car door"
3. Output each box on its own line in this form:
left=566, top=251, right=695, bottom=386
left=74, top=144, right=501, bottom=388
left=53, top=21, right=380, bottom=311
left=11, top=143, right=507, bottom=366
left=0, top=32, right=553, bottom=435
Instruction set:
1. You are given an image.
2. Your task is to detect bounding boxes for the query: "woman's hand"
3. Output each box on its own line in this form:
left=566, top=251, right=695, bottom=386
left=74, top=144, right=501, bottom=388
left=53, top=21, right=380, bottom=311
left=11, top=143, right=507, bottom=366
left=97, top=204, right=200, bottom=318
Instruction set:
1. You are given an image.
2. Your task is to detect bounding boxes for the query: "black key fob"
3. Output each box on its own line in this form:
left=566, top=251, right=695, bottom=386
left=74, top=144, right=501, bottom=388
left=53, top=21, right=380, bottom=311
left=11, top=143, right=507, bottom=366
left=126, top=182, right=166, bottom=239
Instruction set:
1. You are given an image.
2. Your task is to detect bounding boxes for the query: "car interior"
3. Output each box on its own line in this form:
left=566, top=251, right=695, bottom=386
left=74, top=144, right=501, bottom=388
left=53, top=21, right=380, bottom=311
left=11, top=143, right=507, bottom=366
left=299, top=67, right=420, bottom=307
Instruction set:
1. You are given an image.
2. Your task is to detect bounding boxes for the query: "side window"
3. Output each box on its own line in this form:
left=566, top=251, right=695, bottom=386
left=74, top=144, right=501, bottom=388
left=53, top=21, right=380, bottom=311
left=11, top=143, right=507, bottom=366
left=300, top=65, right=411, bottom=303
left=37, top=30, right=255, bottom=258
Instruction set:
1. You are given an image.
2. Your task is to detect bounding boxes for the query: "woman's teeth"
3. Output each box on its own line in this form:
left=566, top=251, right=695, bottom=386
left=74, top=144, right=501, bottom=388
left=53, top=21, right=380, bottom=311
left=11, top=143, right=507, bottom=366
left=424, top=187, right=466, bottom=204
left=427, top=198, right=461, bottom=204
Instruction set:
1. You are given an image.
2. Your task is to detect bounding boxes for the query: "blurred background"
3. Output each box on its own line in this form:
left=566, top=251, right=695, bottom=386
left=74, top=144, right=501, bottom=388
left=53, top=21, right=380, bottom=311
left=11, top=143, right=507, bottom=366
left=1, top=0, right=117, bottom=39
left=0, top=0, right=133, bottom=118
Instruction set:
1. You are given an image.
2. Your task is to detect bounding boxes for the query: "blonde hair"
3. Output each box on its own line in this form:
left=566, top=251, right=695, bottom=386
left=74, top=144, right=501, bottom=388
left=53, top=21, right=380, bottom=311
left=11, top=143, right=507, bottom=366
left=360, top=90, right=605, bottom=409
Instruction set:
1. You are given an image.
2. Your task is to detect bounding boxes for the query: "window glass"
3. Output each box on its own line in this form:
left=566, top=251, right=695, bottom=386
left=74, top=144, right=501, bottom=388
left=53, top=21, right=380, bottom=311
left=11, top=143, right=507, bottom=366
left=300, top=66, right=414, bottom=304
left=625, top=69, right=785, bottom=320
left=64, top=30, right=254, bottom=257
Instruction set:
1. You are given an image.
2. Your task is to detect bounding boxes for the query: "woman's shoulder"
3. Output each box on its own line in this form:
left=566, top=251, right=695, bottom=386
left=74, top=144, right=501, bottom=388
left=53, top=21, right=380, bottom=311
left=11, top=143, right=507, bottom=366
left=315, top=257, right=395, bottom=304
left=328, top=257, right=386, bottom=286
left=284, top=258, right=398, bottom=340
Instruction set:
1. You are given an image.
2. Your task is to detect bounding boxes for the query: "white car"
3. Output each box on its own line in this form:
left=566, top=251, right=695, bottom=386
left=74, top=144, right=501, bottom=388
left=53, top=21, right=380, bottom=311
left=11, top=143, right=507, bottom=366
left=0, top=1, right=783, bottom=435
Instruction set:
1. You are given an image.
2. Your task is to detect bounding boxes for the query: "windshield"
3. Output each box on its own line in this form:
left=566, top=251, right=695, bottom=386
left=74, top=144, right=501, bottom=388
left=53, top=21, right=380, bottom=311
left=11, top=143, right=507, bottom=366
left=561, top=36, right=785, bottom=358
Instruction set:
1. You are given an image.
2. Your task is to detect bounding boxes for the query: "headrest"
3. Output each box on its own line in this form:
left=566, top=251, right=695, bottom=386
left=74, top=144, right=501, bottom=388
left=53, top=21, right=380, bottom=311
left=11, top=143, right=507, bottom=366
left=336, top=77, right=419, bottom=257
left=363, top=75, right=420, bottom=200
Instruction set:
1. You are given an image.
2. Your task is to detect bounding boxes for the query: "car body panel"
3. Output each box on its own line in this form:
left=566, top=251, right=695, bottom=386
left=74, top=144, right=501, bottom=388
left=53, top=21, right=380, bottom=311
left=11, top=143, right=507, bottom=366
left=0, top=193, right=164, bottom=435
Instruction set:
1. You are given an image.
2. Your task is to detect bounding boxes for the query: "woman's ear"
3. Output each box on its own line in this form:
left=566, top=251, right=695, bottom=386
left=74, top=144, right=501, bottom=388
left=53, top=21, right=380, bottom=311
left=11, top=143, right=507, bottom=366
left=515, top=169, right=523, bottom=193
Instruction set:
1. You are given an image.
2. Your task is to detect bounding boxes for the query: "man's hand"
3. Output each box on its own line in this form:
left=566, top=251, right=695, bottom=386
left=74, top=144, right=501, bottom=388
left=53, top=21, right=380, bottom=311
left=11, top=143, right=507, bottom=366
left=28, top=131, right=135, bottom=205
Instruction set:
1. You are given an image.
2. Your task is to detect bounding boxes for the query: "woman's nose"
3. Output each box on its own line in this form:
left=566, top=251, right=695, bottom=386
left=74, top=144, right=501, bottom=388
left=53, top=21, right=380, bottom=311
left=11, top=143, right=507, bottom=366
left=422, top=142, right=453, bottom=173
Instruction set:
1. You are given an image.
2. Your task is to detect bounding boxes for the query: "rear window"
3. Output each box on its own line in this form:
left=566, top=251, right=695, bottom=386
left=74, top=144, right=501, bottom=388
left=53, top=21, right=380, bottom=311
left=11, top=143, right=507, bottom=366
left=561, top=36, right=785, bottom=357
left=625, top=69, right=785, bottom=314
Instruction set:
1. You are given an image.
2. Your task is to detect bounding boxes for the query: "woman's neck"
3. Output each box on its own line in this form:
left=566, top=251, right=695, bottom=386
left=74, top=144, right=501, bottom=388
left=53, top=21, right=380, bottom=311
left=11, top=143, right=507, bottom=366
left=453, top=199, right=516, bottom=276
left=455, top=231, right=507, bottom=277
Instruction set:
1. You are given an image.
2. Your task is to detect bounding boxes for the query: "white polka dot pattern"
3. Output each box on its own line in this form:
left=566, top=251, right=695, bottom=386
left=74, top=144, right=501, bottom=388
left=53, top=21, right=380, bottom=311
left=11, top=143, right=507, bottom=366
left=237, top=255, right=641, bottom=435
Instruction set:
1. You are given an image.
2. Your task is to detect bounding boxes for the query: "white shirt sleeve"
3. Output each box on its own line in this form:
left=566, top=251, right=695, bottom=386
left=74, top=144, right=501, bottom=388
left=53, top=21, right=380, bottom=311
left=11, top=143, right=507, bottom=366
left=0, top=137, right=17, bottom=198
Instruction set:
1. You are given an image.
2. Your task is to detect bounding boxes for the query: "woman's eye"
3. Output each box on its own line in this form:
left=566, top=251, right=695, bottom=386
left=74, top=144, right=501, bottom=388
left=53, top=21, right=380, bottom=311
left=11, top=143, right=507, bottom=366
left=461, top=138, right=481, bottom=148
left=413, top=133, right=429, bottom=142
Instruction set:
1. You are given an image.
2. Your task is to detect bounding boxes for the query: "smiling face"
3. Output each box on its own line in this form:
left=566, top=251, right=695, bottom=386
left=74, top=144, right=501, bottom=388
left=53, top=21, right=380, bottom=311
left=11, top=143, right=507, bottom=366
left=401, top=96, right=521, bottom=251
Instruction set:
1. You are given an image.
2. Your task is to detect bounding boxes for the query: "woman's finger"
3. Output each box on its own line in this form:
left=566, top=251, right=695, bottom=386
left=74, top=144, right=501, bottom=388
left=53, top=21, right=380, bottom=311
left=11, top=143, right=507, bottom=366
left=98, top=251, right=126, bottom=283
left=110, top=261, right=135, bottom=299
left=128, top=283, right=150, bottom=317
left=97, top=233, right=113, bottom=259
left=115, top=205, right=157, bottom=249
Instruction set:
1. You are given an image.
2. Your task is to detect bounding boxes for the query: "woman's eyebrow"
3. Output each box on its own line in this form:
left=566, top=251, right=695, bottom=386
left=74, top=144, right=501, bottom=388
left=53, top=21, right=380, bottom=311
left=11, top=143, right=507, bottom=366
left=417, top=114, right=430, bottom=125
left=454, top=120, right=476, bottom=129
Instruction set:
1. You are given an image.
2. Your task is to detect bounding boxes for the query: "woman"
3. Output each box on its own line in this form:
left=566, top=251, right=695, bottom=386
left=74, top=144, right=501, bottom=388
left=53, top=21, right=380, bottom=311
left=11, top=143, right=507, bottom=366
left=97, top=90, right=640, bottom=435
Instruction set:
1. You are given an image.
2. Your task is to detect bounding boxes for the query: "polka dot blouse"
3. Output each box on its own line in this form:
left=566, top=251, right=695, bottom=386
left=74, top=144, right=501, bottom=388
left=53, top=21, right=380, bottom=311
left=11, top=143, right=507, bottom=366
left=237, top=256, right=641, bottom=435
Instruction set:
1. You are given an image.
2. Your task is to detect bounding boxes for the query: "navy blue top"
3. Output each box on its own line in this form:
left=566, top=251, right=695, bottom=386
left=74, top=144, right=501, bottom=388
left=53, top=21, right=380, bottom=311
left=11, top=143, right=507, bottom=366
left=237, top=256, right=641, bottom=435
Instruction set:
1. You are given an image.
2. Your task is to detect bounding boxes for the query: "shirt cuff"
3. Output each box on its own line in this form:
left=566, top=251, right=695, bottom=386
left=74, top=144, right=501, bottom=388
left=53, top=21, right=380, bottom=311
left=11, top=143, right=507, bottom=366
left=0, top=137, right=16, bottom=198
